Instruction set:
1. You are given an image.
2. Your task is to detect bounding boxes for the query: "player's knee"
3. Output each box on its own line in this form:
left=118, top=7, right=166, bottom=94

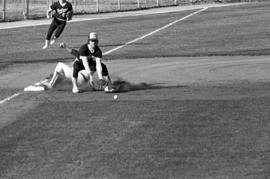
left=55, top=62, right=65, bottom=73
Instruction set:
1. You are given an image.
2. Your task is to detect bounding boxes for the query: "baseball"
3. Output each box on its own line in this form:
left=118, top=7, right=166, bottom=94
left=114, top=95, right=118, bottom=100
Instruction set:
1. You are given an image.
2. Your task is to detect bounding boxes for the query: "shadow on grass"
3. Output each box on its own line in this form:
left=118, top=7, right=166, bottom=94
left=49, top=77, right=184, bottom=93
left=110, top=79, right=184, bottom=93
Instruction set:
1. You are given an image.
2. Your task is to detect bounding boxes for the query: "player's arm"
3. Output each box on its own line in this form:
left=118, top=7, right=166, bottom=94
left=46, top=7, right=53, bottom=19
left=66, top=10, right=73, bottom=21
left=66, top=3, right=73, bottom=21
left=93, top=49, right=103, bottom=80
left=80, top=56, right=94, bottom=86
left=94, top=57, right=103, bottom=80
left=46, top=2, right=57, bottom=19
left=60, top=43, right=79, bottom=59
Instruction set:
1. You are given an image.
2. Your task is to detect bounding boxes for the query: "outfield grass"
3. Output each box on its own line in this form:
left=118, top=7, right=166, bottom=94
left=111, top=2, right=270, bottom=58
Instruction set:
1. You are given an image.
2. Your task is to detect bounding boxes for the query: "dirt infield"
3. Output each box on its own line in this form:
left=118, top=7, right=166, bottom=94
left=1, top=56, right=270, bottom=178
left=1, top=55, right=270, bottom=130
left=1, top=55, right=270, bottom=90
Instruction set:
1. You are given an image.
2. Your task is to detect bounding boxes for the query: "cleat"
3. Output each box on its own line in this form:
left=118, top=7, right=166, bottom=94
left=72, top=87, right=79, bottom=93
left=43, top=40, right=50, bottom=49
left=39, top=79, right=52, bottom=89
left=42, top=44, right=48, bottom=49
left=50, top=39, right=56, bottom=45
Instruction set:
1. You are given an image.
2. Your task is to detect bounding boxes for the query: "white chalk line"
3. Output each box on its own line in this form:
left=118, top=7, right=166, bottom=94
left=0, top=7, right=207, bottom=105
left=104, top=7, right=207, bottom=55
left=0, top=93, right=21, bottom=105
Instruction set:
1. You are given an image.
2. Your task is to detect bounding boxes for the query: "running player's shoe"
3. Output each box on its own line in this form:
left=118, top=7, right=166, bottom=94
left=42, top=44, right=49, bottom=49
left=50, top=39, right=56, bottom=45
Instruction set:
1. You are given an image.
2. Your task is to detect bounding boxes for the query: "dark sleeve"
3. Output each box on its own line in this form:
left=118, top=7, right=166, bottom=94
left=68, top=3, right=73, bottom=12
left=94, top=48, right=102, bottom=58
left=70, top=49, right=79, bottom=58
left=66, top=3, right=73, bottom=20
left=79, top=45, right=90, bottom=57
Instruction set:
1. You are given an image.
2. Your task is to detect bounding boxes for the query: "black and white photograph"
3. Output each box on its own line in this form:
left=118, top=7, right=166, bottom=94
left=0, top=0, right=269, bottom=178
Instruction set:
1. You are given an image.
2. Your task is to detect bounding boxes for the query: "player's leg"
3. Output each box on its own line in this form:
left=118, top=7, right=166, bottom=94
left=43, top=19, right=58, bottom=49
left=77, top=70, right=91, bottom=87
left=51, top=21, right=66, bottom=45
left=72, top=60, right=84, bottom=93
left=95, top=58, right=103, bottom=80
left=47, top=62, right=73, bottom=88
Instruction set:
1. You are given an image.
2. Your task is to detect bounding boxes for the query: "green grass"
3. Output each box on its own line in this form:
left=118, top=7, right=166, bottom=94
left=0, top=88, right=269, bottom=178
left=111, top=2, right=270, bottom=58
left=1, top=3, right=270, bottom=63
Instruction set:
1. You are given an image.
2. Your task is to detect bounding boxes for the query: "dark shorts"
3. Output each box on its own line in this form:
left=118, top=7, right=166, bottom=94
left=73, top=60, right=109, bottom=78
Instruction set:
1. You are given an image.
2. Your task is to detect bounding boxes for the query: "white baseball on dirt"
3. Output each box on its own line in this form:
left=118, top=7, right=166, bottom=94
left=114, top=95, right=118, bottom=100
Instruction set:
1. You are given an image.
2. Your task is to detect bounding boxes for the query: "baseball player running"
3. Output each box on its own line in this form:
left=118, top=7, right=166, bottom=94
left=43, top=0, right=73, bottom=49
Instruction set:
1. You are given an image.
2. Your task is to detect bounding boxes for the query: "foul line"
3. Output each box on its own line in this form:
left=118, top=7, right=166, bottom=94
left=104, top=7, right=208, bottom=55
left=0, top=7, right=207, bottom=105
left=0, top=93, right=21, bottom=105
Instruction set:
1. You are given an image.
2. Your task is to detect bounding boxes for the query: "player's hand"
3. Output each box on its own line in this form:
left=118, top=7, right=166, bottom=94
left=66, top=11, right=73, bottom=21
left=47, top=11, right=53, bottom=19
left=89, top=78, right=94, bottom=87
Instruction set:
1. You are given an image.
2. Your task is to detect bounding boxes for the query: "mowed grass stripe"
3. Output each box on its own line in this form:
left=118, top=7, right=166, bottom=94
left=0, top=98, right=269, bottom=178
left=108, top=2, right=270, bottom=58
left=1, top=3, right=267, bottom=63
left=0, top=10, right=199, bottom=62
left=0, top=3, right=269, bottom=63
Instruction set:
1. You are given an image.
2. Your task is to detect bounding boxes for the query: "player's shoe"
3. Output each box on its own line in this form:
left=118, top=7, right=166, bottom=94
left=42, top=44, right=49, bottom=49
left=43, top=40, right=50, bottom=49
left=72, top=86, right=79, bottom=93
left=50, top=39, right=56, bottom=45
left=39, top=79, right=52, bottom=90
